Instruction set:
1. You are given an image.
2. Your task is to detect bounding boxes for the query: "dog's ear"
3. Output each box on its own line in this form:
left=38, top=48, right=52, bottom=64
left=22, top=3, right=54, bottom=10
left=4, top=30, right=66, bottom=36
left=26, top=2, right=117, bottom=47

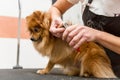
left=26, top=16, right=30, bottom=23
left=33, top=11, right=44, bottom=22
left=43, top=12, right=51, bottom=29
left=25, top=16, right=31, bottom=27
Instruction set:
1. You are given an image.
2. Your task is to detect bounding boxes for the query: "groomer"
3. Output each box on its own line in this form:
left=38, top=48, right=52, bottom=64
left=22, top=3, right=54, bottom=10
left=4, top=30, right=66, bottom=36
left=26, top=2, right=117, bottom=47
left=49, top=0, right=120, bottom=77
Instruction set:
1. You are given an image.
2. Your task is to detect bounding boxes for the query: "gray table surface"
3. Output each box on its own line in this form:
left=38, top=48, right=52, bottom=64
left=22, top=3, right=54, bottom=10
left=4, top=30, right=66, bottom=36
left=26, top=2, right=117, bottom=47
left=0, top=68, right=118, bottom=80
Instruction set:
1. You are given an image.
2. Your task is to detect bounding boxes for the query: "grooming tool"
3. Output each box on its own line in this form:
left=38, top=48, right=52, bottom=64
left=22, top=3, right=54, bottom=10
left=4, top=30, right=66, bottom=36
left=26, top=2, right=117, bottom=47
left=62, top=22, right=69, bottom=28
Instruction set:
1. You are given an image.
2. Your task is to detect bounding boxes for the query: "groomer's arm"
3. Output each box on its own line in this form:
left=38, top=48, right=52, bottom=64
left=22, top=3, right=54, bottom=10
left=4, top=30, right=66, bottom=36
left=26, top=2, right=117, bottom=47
left=49, top=0, right=74, bottom=19
left=48, top=0, right=74, bottom=37
left=96, top=31, right=120, bottom=54
left=62, top=23, right=120, bottom=55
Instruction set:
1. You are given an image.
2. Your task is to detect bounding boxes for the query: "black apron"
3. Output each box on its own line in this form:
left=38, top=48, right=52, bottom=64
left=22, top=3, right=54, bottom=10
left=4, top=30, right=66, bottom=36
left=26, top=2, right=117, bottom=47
left=82, top=0, right=120, bottom=77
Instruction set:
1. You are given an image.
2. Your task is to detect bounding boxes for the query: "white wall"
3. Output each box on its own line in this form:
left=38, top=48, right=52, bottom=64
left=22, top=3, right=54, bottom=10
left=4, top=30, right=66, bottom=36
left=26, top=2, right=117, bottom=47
left=0, top=0, right=52, bottom=18
left=63, top=2, right=83, bottom=24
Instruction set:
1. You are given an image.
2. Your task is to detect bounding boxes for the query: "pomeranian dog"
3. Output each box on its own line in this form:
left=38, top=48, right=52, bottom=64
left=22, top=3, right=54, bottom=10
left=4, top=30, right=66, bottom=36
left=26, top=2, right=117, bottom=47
left=26, top=11, right=116, bottom=78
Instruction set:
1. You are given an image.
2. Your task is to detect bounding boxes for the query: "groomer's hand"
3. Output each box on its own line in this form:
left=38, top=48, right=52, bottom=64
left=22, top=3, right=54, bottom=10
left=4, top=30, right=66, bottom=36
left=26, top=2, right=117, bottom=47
left=62, top=24, right=100, bottom=49
left=49, top=17, right=65, bottom=38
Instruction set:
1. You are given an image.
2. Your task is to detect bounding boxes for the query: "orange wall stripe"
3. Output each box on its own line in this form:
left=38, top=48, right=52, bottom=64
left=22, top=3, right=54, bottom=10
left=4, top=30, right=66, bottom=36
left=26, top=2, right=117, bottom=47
left=0, top=16, right=29, bottom=39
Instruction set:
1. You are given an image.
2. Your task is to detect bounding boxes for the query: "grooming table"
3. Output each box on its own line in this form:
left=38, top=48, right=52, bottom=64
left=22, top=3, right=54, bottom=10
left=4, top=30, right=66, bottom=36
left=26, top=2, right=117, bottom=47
left=0, top=68, right=119, bottom=80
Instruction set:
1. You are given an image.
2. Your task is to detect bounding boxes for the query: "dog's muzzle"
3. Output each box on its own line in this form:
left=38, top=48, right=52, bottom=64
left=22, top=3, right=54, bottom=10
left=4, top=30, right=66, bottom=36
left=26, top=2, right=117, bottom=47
left=30, top=37, right=42, bottom=42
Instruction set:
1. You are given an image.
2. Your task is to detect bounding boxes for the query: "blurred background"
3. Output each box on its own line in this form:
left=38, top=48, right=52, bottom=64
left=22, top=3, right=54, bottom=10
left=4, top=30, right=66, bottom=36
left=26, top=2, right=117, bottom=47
left=0, top=0, right=83, bottom=69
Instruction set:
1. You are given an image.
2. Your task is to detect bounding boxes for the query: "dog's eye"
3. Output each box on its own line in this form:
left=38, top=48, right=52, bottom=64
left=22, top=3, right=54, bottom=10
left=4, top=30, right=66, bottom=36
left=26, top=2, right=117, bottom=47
left=34, top=27, right=40, bottom=32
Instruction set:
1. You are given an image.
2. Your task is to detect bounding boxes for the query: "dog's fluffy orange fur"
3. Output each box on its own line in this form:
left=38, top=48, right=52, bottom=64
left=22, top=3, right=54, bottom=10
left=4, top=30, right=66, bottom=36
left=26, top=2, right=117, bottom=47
left=26, top=11, right=116, bottom=78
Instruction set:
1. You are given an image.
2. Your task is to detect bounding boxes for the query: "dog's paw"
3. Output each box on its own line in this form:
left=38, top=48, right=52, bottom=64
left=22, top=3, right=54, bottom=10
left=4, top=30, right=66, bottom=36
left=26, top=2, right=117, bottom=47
left=36, top=69, right=48, bottom=75
left=80, top=72, right=90, bottom=77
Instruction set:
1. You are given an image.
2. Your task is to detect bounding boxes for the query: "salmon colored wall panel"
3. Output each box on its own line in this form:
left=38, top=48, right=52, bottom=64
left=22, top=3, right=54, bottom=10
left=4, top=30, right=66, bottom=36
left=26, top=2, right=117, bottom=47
left=0, top=16, right=29, bottom=39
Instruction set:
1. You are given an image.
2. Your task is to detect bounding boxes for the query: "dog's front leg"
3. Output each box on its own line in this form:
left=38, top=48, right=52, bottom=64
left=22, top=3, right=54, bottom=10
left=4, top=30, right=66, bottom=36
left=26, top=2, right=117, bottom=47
left=37, top=60, right=55, bottom=75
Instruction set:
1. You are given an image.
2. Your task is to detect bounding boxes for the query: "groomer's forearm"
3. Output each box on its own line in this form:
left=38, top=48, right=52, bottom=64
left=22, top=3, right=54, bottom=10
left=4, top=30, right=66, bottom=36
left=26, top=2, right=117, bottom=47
left=49, top=0, right=73, bottom=21
left=49, top=6, right=62, bottom=19
left=96, top=31, right=120, bottom=54
left=52, top=0, right=73, bottom=15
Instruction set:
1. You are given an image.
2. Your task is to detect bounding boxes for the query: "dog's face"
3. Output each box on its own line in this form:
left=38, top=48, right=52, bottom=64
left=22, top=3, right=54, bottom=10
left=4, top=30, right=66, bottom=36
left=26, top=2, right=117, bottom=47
left=26, top=11, right=51, bottom=42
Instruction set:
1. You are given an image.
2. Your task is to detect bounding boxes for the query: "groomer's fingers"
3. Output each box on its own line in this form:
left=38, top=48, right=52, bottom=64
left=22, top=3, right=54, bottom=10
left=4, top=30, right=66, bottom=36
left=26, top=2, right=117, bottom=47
left=73, top=37, right=87, bottom=49
left=49, top=17, right=65, bottom=38
left=66, top=26, right=84, bottom=43
left=50, top=21, right=65, bottom=36
left=69, top=28, right=85, bottom=47
left=62, top=25, right=77, bottom=40
left=50, top=28, right=65, bottom=38
left=50, top=27, right=65, bottom=33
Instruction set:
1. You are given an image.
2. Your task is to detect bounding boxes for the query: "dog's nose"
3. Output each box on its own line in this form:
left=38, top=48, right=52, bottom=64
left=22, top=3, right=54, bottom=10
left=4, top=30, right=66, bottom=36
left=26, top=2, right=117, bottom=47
left=30, top=38, right=35, bottom=41
left=30, top=37, right=42, bottom=42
